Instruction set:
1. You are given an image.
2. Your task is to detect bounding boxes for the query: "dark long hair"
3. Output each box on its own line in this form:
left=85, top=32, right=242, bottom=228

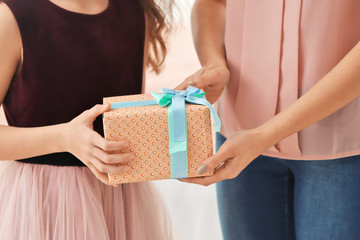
left=138, top=0, right=175, bottom=74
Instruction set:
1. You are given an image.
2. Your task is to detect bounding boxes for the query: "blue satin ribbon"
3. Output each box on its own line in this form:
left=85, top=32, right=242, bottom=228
left=110, top=87, right=221, bottom=179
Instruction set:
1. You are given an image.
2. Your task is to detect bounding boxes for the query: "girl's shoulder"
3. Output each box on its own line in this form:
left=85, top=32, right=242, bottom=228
left=0, top=3, right=22, bottom=105
left=0, top=3, right=21, bottom=56
left=0, top=0, right=33, bottom=29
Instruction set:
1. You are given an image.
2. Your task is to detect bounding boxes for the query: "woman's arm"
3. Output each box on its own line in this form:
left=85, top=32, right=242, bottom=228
left=0, top=4, right=132, bottom=186
left=191, top=0, right=227, bottom=68
left=175, top=0, right=229, bottom=104
left=255, top=42, right=360, bottom=150
left=182, top=41, right=360, bottom=186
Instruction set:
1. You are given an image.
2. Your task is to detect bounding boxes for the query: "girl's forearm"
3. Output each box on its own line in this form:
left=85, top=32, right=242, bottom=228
left=0, top=124, right=67, bottom=161
left=192, top=0, right=227, bottom=67
left=257, top=41, right=360, bottom=148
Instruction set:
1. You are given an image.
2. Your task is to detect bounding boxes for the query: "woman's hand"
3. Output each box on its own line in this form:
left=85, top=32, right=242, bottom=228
left=175, top=64, right=230, bottom=104
left=180, top=129, right=270, bottom=186
left=64, top=104, right=133, bottom=187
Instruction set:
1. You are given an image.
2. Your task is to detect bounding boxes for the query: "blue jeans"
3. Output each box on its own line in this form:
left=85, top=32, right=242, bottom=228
left=215, top=133, right=360, bottom=240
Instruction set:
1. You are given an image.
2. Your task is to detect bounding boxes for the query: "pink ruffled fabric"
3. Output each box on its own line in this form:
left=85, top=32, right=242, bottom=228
left=0, top=161, right=173, bottom=240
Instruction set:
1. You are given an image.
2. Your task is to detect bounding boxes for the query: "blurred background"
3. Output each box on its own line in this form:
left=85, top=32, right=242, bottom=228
left=0, top=0, right=223, bottom=239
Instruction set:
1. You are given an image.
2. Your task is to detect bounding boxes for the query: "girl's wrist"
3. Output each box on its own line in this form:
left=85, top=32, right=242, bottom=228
left=55, top=123, right=70, bottom=153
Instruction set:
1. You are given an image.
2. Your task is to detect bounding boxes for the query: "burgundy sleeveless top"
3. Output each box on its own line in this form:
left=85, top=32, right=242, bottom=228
left=1, top=0, right=145, bottom=166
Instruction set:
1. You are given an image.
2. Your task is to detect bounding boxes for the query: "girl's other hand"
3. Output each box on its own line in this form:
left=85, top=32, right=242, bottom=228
left=63, top=104, right=133, bottom=187
left=175, top=64, right=230, bottom=104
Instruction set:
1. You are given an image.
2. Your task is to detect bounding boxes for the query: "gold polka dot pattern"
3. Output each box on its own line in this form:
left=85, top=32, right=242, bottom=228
left=103, top=94, right=214, bottom=184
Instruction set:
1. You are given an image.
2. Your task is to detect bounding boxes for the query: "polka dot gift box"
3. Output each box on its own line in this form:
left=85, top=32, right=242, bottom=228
left=103, top=87, right=221, bottom=184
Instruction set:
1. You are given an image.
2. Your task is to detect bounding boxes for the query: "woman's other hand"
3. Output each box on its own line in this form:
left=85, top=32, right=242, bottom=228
left=175, top=64, right=230, bottom=104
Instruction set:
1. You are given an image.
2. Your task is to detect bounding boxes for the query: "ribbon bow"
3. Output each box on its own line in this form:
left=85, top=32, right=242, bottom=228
left=152, top=87, right=206, bottom=107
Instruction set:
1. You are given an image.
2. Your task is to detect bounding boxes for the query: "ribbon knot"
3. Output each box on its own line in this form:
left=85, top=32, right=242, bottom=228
left=152, top=87, right=206, bottom=107
left=151, top=87, right=214, bottom=143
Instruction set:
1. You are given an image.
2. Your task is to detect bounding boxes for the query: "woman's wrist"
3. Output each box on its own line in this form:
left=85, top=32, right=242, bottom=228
left=201, top=59, right=227, bottom=69
left=252, top=122, right=281, bottom=152
left=253, top=110, right=298, bottom=152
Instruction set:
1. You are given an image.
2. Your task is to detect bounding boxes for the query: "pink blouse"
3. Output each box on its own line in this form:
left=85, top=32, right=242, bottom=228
left=219, top=0, right=360, bottom=160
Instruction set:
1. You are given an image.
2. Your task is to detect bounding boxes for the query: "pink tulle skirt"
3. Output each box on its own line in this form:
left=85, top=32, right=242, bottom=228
left=0, top=161, right=173, bottom=240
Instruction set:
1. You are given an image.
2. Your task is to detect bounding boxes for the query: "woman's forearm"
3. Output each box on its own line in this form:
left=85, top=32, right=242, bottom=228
left=192, top=0, right=227, bottom=67
left=257, top=41, right=360, bottom=149
left=0, top=124, right=66, bottom=161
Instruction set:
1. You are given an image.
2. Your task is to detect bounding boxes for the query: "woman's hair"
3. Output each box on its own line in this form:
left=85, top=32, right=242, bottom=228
left=139, top=0, right=175, bottom=74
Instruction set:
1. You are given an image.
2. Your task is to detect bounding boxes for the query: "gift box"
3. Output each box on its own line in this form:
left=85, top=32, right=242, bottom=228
left=103, top=87, right=220, bottom=184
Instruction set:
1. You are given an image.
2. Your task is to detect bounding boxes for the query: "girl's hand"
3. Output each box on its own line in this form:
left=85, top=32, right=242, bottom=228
left=180, top=129, right=269, bottom=186
left=64, top=104, right=133, bottom=187
left=175, top=64, right=230, bottom=104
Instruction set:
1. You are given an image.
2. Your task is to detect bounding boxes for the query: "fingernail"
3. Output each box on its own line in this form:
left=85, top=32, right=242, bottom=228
left=197, top=164, right=208, bottom=175
left=129, top=155, right=134, bottom=160
left=123, top=143, right=129, bottom=148
left=187, top=81, right=197, bottom=86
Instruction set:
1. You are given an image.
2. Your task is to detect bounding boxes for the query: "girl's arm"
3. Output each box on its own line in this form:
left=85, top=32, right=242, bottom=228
left=182, top=41, right=360, bottom=186
left=0, top=4, right=132, bottom=186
